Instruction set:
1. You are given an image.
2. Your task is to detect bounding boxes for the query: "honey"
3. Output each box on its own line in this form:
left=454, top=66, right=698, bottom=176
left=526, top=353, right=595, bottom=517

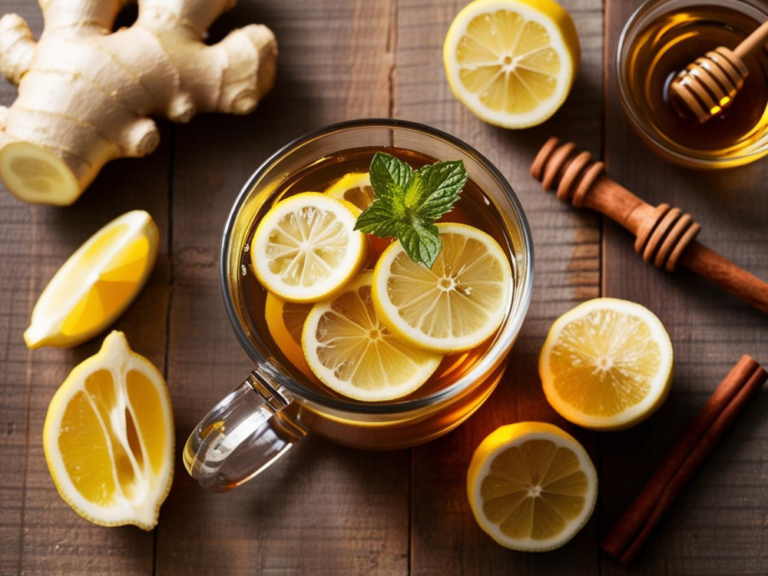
left=619, top=2, right=768, bottom=166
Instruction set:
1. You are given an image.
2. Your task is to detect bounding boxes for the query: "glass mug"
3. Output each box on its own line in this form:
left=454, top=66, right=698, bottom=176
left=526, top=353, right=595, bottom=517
left=183, top=119, right=534, bottom=492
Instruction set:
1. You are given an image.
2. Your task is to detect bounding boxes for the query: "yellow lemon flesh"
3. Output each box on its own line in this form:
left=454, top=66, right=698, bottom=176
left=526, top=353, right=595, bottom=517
left=265, top=292, right=315, bottom=380
left=324, top=172, right=374, bottom=210
left=43, top=331, right=174, bottom=529
left=24, top=210, right=159, bottom=349
left=251, top=192, right=366, bottom=303
left=468, top=422, right=597, bottom=551
left=324, top=172, right=393, bottom=257
left=302, top=272, right=442, bottom=401
left=444, top=0, right=580, bottom=128
left=539, top=298, right=674, bottom=431
left=372, top=223, right=512, bottom=354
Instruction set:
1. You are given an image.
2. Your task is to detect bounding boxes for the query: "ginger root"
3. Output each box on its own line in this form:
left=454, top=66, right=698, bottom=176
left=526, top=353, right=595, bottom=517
left=0, top=0, right=277, bottom=205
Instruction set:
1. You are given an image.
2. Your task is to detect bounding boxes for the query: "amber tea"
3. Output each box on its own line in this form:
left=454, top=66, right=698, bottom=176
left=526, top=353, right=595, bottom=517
left=236, top=146, right=516, bottom=406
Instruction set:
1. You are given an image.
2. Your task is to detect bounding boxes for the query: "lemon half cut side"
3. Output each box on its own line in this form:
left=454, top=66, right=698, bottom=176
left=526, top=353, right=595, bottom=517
left=444, top=0, right=580, bottom=128
left=43, top=331, right=174, bottom=529
left=467, top=422, right=597, bottom=551
left=539, top=298, right=674, bottom=431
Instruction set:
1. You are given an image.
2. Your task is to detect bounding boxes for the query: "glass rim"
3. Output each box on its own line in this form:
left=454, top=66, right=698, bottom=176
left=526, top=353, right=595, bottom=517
left=616, top=0, right=768, bottom=168
left=220, top=118, right=535, bottom=415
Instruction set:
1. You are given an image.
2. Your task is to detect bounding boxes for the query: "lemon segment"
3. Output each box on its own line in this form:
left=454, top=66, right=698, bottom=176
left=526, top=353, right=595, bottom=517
left=24, top=210, right=159, bottom=349
left=372, top=223, right=512, bottom=354
left=265, top=292, right=316, bottom=380
left=444, top=0, right=580, bottom=128
left=467, top=422, right=597, bottom=551
left=302, top=272, right=443, bottom=401
left=43, top=331, right=174, bottom=529
left=251, top=192, right=366, bottom=303
left=539, top=298, right=674, bottom=431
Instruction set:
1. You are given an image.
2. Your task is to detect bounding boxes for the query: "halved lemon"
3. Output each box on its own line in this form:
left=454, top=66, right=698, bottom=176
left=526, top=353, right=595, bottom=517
left=372, top=223, right=512, bottom=354
left=444, top=0, right=580, bottom=128
left=24, top=210, right=159, bottom=349
left=265, top=292, right=315, bottom=380
left=251, top=192, right=366, bottom=303
left=302, top=272, right=442, bottom=401
left=539, top=298, right=674, bottom=431
left=43, top=331, right=174, bottom=529
left=468, top=422, right=597, bottom=551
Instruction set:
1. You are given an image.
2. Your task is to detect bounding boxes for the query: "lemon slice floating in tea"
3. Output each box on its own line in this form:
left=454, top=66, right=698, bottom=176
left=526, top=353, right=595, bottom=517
left=324, top=172, right=375, bottom=210
left=372, top=223, right=512, bottom=354
left=443, top=0, right=580, bottom=128
left=24, top=210, right=159, bottom=349
left=302, top=272, right=442, bottom=401
left=539, top=298, right=674, bottom=431
left=265, top=292, right=315, bottom=380
left=43, top=331, right=174, bottom=529
left=468, top=422, right=597, bottom=551
left=324, top=172, right=393, bottom=256
left=251, top=192, right=367, bottom=303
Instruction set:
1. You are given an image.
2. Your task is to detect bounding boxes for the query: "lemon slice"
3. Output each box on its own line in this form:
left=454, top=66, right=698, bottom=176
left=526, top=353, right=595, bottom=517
left=43, top=331, right=174, bottom=529
left=265, top=292, right=315, bottom=380
left=468, top=422, right=597, bottom=551
left=372, top=223, right=512, bottom=354
left=444, top=0, right=580, bottom=128
left=539, top=298, right=674, bottom=431
left=302, top=272, right=442, bottom=401
left=324, top=172, right=374, bottom=210
left=24, top=210, right=159, bottom=349
left=324, top=172, right=393, bottom=257
left=251, top=192, right=366, bottom=303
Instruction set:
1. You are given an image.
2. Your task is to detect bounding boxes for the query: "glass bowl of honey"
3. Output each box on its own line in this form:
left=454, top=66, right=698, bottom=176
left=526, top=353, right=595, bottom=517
left=617, top=0, right=768, bottom=169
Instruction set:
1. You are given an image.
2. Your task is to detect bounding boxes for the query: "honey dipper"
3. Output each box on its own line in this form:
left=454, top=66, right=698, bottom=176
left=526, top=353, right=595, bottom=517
left=671, top=20, right=768, bottom=123
left=531, top=137, right=768, bottom=315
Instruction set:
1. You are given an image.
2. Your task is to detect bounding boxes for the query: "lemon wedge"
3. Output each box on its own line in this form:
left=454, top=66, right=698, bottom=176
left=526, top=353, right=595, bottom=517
left=24, top=211, right=159, bottom=349
left=302, top=272, right=442, bottom=401
left=468, top=422, right=597, bottom=551
left=265, top=292, right=315, bottom=380
left=43, top=331, right=174, bottom=529
left=539, top=298, right=674, bottom=431
left=251, top=192, right=366, bottom=303
left=372, top=223, right=512, bottom=354
left=444, top=0, right=580, bottom=128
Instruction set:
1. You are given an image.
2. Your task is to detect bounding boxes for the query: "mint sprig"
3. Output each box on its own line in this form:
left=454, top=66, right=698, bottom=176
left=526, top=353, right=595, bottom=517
left=354, top=152, right=468, bottom=267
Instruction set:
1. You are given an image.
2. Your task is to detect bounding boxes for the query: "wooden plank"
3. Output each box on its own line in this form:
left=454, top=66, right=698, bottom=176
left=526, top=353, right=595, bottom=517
left=154, top=2, right=409, bottom=575
left=0, top=2, right=172, bottom=574
left=601, top=1, right=768, bottom=574
left=395, top=0, right=604, bottom=573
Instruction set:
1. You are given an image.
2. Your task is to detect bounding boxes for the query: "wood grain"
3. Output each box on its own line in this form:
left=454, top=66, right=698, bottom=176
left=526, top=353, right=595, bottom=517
left=602, top=1, right=768, bottom=575
left=153, top=2, right=409, bottom=575
left=394, top=0, right=604, bottom=574
left=0, top=2, right=171, bottom=575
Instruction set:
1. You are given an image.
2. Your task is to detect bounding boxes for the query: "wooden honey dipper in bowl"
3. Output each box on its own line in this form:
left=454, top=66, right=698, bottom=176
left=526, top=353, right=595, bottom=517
left=531, top=137, right=768, bottom=315
left=670, top=19, right=768, bottom=123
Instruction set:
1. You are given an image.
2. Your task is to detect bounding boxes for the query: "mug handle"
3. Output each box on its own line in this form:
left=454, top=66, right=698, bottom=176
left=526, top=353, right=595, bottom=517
left=183, top=369, right=307, bottom=492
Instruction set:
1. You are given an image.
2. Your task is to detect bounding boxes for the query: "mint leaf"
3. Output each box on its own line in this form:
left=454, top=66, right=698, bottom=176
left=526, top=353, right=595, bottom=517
left=354, top=152, right=468, bottom=268
left=399, top=220, right=441, bottom=267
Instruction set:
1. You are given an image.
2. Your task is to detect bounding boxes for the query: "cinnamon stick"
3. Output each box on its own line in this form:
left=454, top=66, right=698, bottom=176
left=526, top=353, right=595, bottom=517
left=602, top=355, right=768, bottom=565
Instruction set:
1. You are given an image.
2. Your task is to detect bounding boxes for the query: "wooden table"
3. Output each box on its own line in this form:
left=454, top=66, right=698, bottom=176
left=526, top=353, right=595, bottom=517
left=2, top=1, right=767, bottom=574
